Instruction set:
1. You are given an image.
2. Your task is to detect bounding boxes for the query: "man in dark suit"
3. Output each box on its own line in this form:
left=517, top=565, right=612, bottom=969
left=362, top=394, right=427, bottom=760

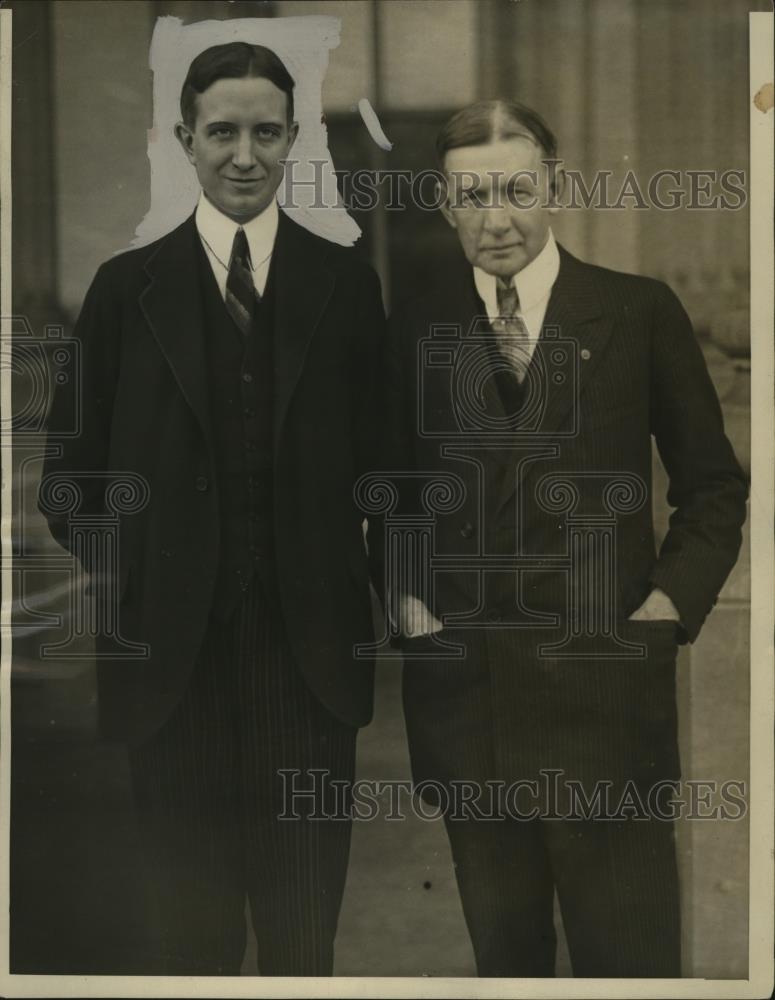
left=381, top=100, right=747, bottom=977
left=39, top=42, right=384, bottom=976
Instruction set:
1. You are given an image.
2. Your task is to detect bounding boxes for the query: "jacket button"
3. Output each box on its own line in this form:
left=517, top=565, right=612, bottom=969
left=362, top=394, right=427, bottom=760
left=195, top=476, right=209, bottom=492
left=460, top=521, right=475, bottom=539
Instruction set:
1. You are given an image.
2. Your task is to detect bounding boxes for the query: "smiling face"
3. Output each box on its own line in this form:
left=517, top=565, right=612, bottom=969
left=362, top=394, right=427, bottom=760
left=441, top=137, right=562, bottom=278
left=174, top=75, right=298, bottom=223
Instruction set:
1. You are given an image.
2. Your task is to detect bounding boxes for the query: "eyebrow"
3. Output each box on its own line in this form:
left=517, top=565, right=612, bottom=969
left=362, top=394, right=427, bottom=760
left=204, top=118, right=284, bottom=129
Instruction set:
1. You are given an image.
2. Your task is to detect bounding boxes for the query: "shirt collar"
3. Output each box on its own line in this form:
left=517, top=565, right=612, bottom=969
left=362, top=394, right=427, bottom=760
left=473, top=229, right=560, bottom=313
left=195, top=192, right=279, bottom=271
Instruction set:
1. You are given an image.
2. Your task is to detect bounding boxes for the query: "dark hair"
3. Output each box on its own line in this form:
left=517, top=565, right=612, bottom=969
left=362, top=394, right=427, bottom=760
left=180, top=42, right=295, bottom=128
left=436, top=99, right=558, bottom=167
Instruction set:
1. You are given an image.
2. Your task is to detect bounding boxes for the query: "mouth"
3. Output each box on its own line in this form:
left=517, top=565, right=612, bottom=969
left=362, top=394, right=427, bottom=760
left=484, top=243, right=522, bottom=252
left=226, top=177, right=264, bottom=186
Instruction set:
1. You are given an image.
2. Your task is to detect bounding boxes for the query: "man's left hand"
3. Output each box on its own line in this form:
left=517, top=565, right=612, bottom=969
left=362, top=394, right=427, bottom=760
left=628, top=587, right=682, bottom=622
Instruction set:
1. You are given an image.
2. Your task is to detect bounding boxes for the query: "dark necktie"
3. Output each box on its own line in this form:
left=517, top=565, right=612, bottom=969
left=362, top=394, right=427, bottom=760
left=494, top=276, right=530, bottom=383
left=225, top=228, right=258, bottom=337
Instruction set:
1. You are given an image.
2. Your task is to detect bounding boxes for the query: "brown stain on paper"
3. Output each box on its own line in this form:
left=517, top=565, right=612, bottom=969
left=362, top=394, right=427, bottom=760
left=753, top=83, right=774, bottom=113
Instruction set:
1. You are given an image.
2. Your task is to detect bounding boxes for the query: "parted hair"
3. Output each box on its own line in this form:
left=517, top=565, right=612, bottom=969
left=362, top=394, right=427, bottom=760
left=180, top=42, right=295, bottom=128
left=436, top=99, right=558, bottom=166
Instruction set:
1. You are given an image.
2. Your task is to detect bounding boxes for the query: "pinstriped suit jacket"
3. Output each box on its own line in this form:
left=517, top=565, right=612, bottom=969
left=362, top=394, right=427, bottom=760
left=383, top=243, right=748, bottom=792
left=40, top=211, right=385, bottom=746
left=383, top=243, right=748, bottom=643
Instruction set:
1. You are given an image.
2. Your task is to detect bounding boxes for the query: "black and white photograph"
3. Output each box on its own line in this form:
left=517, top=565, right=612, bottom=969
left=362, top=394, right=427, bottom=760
left=0, top=1, right=773, bottom=996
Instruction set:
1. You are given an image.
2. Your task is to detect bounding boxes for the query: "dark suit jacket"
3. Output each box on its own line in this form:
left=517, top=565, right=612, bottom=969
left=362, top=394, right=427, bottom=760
left=384, top=243, right=748, bottom=642
left=383, top=244, right=748, bottom=795
left=40, top=210, right=385, bottom=746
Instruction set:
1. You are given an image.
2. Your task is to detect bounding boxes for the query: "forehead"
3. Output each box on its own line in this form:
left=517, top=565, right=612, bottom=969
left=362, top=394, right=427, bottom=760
left=444, top=137, right=543, bottom=180
left=195, top=76, right=289, bottom=123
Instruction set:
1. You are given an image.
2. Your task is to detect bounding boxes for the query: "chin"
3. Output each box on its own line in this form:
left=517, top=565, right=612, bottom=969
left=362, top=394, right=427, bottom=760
left=482, top=258, right=521, bottom=277
left=227, top=198, right=266, bottom=221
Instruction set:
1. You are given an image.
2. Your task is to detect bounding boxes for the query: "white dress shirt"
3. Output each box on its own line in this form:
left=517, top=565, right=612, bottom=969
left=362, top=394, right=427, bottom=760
left=473, top=230, right=561, bottom=362
left=195, top=192, right=279, bottom=299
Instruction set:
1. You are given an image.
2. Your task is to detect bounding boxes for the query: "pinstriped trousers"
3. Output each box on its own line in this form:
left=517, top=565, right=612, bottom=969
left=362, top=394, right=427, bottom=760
left=403, top=624, right=682, bottom=978
left=127, top=577, right=357, bottom=976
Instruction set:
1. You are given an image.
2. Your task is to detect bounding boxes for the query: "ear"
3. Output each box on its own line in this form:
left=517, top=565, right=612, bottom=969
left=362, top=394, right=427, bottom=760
left=174, top=122, right=196, bottom=164
left=286, top=120, right=299, bottom=152
left=547, top=164, right=566, bottom=215
left=437, top=178, right=458, bottom=230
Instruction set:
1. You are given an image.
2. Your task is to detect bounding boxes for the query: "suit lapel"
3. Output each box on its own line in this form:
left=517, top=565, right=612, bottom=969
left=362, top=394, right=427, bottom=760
left=494, top=246, right=616, bottom=513
left=139, top=213, right=214, bottom=454
left=433, top=261, right=509, bottom=441
left=270, top=211, right=335, bottom=448
left=533, top=246, right=614, bottom=436
left=422, top=265, right=510, bottom=512
left=139, top=209, right=336, bottom=457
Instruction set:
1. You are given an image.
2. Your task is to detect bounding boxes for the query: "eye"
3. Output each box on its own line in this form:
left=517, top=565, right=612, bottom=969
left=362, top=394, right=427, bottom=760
left=506, top=187, right=536, bottom=208
left=256, top=125, right=282, bottom=140
left=461, top=189, right=486, bottom=209
left=210, top=126, right=233, bottom=140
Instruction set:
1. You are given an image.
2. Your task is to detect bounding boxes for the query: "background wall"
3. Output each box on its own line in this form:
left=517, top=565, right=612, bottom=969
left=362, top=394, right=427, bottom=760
left=8, top=0, right=762, bottom=979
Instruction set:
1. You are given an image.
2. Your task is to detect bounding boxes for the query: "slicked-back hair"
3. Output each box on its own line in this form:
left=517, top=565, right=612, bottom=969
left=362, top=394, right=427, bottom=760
left=180, top=42, right=295, bottom=129
left=436, top=99, right=558, bottom=168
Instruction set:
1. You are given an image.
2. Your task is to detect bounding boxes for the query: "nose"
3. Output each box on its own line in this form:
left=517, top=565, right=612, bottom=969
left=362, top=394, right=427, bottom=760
left=482, top=205, right=513, bottom=237
left=232, top=132, right=257, bottom=170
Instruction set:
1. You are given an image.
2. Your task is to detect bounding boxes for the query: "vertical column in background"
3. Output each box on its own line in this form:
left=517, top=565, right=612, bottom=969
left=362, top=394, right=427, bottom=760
left=366, top=0, right=388, bottom=303
left=378, top=0, right=476, bottom=113
left=637, top=1, right=751, bottom=315
left=152, top=0, right=272, bottom=18
left=647, top=2, right=751, bottom=981
left=274, top=0, right=373, bottom=109
left=518, top=0, right=591, bottom=263
left=476, top=0, right=606, bottom=266
left=585, top=0, right=639, bottom=275
left=10, top=0, right=57, bottom=324
left=709, top=0, right=752, bottom=329
left=6, top=0, right=63, bottom=590
left=633, top=5, right=697, bottom=976
left=634, top=0, right=676, bottom=286
left=675, top=0, right=752, bottom=981
left=693, top=1, right=726, bottom=281
left=720, top=0, right=753, bottom=277
left=748, top=14, right=775, bottom=995
left=0, top=5, right=13, bottom=979
left=476, top=0, right=518, bottom=99
left=51, top=0, right=153, bottom=316
left=273, top=1, right=384, bottom=291
left=378, top=0, right=478, bottom=302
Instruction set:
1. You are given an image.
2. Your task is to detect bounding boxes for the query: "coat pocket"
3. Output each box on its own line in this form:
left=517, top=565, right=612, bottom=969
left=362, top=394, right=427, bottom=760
left=618, top=618, right=680, bottom=656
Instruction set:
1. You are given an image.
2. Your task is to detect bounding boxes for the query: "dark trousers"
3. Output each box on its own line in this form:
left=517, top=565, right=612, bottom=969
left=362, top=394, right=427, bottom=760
left=403, top=624, right=682, bottom=978
left=444, top=812, right=680, bottom=977
left=127, top=578, right=357, bottom=976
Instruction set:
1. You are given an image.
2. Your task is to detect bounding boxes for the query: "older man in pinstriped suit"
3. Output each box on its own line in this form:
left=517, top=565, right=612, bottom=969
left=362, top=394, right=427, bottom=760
left=381, top=100, right=747, bottom=977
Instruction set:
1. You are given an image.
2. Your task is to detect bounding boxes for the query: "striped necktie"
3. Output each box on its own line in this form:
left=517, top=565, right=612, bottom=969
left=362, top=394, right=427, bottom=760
left=225, top=228, right=257, bottom=337
left=494, top=276, right=530, bottom=383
